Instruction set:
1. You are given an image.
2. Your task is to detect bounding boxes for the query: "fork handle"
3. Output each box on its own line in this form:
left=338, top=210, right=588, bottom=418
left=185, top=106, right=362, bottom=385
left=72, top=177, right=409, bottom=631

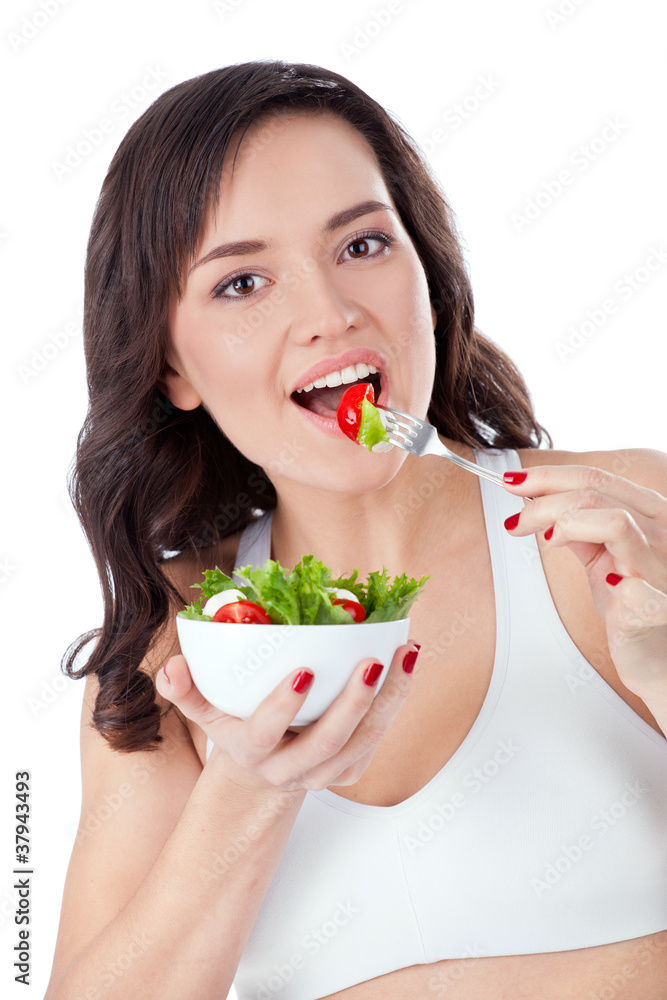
left=441, top=450, right=535, bottom=501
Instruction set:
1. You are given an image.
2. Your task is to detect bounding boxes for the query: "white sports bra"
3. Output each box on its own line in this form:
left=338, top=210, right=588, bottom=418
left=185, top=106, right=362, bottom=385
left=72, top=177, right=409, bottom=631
left=206, top=448, right=667, bottom=1000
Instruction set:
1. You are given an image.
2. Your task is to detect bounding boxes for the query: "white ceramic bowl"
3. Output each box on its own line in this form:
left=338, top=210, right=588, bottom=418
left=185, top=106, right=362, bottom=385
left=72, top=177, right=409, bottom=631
left=176, top=615, right=411, bottom=726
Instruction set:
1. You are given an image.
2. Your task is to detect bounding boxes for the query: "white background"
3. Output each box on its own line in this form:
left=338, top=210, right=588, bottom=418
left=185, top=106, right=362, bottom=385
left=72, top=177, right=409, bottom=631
left=1, top=0, right=665, bottom=997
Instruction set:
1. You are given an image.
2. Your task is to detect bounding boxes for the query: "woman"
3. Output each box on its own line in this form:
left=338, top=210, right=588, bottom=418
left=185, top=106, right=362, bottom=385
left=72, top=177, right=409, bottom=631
left=45, top=61, right=667, bottom=999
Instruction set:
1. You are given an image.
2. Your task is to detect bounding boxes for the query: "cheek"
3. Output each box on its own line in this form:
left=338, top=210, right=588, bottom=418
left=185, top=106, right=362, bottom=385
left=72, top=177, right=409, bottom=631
left=197, top=343, right=287, bottom=462
left=170, top=305, right=285, bottom=465
left=379, top=265, right=436, bottom=392
left=381, top=256, right=433, bottom=335
left=177, top=314, right=263, bottom=408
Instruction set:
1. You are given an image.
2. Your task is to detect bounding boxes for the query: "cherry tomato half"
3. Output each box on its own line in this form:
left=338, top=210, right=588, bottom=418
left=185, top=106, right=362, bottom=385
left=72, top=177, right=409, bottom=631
left=212, top=601, right=272, bottom=624
left=336, top=382, right=375, bottom=442
left=332, top=598, right=366, bottom=623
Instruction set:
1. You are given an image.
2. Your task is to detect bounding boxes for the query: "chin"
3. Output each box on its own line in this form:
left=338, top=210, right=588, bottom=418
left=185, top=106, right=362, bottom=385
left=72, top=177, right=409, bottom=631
left=275, top=449, right=406, bottom=495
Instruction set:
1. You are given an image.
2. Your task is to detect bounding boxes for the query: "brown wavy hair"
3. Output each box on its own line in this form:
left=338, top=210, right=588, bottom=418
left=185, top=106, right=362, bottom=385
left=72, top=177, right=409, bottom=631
left=63, top=60, right=551, bottom=753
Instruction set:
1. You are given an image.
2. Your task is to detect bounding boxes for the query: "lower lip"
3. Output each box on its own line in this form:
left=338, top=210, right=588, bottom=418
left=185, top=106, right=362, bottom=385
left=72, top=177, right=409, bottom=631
left=292, top=400, right=347, bottom=437
left=291, top=376, right=390, bottom=439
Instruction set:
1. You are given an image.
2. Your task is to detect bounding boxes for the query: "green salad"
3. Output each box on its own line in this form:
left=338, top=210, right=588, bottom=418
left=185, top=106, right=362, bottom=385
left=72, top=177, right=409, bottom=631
left=180, top=555, right=430, bottom=626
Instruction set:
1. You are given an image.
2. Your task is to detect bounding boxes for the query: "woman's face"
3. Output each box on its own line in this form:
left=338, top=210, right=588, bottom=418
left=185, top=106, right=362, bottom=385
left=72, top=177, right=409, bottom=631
left=165, top=111, right=437, bottom=496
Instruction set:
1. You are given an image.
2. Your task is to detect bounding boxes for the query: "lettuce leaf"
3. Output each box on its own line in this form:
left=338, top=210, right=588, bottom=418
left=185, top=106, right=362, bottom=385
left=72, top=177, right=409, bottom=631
left=179, top=556, right=430, bottom=624
left=288, top=555, right=355, bottom=625
left=194, top=569, right=245, bottom=600
left=180, top=597, right=213, bottom=621
left=357, top=396, right=390, bottom=451
left=363, top=569, right=428, bottom=623
left=233, top=560, right=301, bottom=625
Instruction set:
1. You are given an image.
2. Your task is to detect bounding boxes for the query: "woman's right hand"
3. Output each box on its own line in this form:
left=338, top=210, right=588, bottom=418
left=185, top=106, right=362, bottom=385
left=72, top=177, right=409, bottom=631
left=155, top=642, right=420, bottom=794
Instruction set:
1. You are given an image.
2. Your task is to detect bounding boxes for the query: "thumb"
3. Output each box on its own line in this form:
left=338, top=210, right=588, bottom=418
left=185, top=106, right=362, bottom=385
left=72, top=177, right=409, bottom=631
left=155, top=654, right=235, bottom=731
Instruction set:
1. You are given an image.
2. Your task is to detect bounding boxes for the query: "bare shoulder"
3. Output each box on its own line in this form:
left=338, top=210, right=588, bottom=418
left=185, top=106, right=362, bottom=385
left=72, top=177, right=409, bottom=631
left=516, top=446, right=667, bottom=495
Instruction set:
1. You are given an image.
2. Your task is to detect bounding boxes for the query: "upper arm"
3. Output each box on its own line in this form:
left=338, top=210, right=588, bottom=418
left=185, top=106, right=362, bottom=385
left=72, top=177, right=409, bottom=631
left=46, top=539, right=242, bottom=992
left=46, top=671, right=202, bottom=991
left=596, top=447, right=667, bottom=497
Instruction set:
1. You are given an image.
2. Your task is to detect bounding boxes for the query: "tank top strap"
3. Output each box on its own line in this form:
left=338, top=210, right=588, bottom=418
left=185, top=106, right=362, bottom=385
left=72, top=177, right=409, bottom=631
left=472, top=447, right=547, bottom=621
left=471, top=446, right=524, bottom=521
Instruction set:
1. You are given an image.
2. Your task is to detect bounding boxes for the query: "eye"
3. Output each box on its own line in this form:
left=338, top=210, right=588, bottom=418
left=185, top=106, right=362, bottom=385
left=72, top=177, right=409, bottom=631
left=212, top=272, right=271, bottom=301
left=340, top=230, right=394, bottom=261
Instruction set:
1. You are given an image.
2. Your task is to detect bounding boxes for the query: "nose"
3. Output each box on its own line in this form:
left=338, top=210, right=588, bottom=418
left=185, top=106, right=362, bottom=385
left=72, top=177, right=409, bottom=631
left=286, top=258, right=363, bottom=345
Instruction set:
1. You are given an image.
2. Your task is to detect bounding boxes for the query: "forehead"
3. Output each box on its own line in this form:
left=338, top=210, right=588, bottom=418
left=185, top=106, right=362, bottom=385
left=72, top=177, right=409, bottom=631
left=205, top=112, right=391, bottom=234
left=228, top=110, right=376, bottom=168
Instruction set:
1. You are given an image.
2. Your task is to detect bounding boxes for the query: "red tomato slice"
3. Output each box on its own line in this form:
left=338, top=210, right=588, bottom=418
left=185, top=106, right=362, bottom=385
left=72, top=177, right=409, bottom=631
left=212, top=601, right=272, bottom=624
left=336, top=382, right=375, bottom=442
left=332, top=598, right=366, bottom=623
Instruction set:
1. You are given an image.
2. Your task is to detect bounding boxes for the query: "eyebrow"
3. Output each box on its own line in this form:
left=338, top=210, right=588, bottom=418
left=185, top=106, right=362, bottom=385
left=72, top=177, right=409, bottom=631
left=188, top=199, right=395, bottom=274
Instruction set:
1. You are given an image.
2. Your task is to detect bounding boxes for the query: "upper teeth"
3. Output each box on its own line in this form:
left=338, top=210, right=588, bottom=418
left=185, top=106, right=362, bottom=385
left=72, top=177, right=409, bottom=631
left=296, top=362, right=378, bottom=393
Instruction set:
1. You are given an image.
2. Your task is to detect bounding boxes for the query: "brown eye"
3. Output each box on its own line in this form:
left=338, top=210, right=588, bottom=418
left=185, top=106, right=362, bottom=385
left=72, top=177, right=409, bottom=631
left=348, top=239, right=370, bottom=258
left=232, top=275, right=255, bottom=294
left=341, top=232, right=392, bottom=263
left=213, top=272, right=271, bottom=300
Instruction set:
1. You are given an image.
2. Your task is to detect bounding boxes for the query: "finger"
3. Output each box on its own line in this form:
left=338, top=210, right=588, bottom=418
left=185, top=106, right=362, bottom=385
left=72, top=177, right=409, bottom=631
left=155, top=654, right=236, bottom=730
left=330, top=747, right=376, bottom=787
left=229, top=666, right=320, bottom=769
left=502, top=463, right=666, bottom=520
left=606, top=575, right=667, bottom=633
left=503, top=489, right=666, bottom=571
left=503, top=487, right=651, bottom=543
left=277, top=642, right=419, bottom=790
left=546, top=508, right=666, bottom=588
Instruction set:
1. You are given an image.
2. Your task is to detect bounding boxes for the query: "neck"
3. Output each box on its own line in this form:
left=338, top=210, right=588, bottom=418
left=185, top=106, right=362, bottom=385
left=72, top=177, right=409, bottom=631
left=268, top=437, right=476, bottom=580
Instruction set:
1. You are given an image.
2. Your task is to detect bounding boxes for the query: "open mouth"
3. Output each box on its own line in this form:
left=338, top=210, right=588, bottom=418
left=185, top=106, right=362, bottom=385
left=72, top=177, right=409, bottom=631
left=291, top=371, right=383, bottom=419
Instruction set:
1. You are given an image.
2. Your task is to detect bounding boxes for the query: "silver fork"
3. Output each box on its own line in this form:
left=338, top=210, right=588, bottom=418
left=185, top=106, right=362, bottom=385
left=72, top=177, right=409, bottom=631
left=378, top=404, right=534, bottom=500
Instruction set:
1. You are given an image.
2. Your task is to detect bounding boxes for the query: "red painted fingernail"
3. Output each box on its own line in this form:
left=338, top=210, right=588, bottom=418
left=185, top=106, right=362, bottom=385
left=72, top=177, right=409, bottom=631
left=606, top=573, right=623, bottom=586
left=402, top=649, right=419, bottom=674
left=544, top=525, right=554, bottom=541
left=293, top=670, right=314, bottom=694
left=503, top=471, right=527, bottom=485
left=504, top=512, right=521, bottom=531
left=363, top=662, right=384, bottom=686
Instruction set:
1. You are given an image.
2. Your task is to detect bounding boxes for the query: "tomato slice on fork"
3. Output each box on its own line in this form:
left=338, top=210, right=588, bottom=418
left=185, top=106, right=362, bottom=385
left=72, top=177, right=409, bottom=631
left=336, top=382, right=375, bottom=442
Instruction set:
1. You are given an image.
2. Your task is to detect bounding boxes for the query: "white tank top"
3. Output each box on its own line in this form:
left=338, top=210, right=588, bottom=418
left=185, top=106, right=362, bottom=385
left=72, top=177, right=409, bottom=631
left=205, top=447, right=667, bottom=1000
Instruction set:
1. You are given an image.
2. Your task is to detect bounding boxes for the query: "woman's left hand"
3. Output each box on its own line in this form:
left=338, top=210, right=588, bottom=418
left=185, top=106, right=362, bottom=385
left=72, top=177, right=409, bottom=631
left=502, top=462, right=667, bottom=700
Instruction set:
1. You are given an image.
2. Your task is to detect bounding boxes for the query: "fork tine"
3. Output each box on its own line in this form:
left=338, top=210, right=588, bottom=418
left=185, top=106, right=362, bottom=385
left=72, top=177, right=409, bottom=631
left=386, top=431, right=414, bottom=449
left=384, top=420, right=418, bottom=439
left=378, top=409, right=419, bottom=437
left=378, top=404, right=420, bottom=425
left=387, top=437, right=406, bottom=450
